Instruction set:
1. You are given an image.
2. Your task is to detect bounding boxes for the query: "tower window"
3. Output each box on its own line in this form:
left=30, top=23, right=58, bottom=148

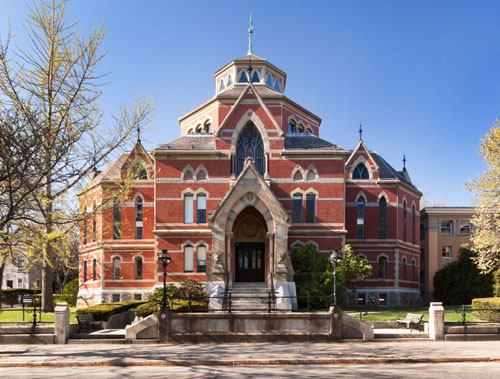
left=353, top=163, right=369, bottom=179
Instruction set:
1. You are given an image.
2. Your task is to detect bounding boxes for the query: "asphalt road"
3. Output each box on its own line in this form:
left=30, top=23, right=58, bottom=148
left=1, top=362, right=500, bottom=378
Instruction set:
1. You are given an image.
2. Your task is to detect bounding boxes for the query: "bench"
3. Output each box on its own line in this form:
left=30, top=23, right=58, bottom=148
left=76, top=314, right=104, bottom=333
left=397, top=313, right=424, bottom=332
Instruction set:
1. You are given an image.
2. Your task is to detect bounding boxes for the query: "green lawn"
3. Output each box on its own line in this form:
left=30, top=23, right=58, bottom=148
left=0, top=306, right=77, bottom=324
left=344, top=305, right=483, bottom=323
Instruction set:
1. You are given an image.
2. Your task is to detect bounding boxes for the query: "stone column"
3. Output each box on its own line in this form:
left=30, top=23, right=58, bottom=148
left=54, top=302, right=70, bottom=344
left=329, top=305, right=342, bottom=340
left=158, top=307, right=171, bottom=343
left=429, top=302, right=445, bottom=340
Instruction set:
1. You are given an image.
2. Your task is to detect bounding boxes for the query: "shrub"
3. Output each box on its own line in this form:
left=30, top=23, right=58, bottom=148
left=471, top=297, right=500, bottom=322
left=135, top=299, right=208, bottom=317
left=53, top=294, right=77, bottom=306
left=0, top=288, right=40, bottom=306
left=148, top=279, right=206, bottom=302
left=433, top=247, right=493, bottom=305
left=63, top=278, right=79, bottom=296
left=76, top=300, right=147, bottom=321
left=493, top=270, right=500, bottom=297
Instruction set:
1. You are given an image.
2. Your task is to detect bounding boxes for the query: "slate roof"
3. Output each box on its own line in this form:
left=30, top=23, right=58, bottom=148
left=284, top=135, right=343, bottom=151
left=369, top=151, right=416, bottom=189
left=217, top=85, right=283, bottom=99
left=155, top=136, right=216, bottom=151
left=85, top=153, right=128, bottom=188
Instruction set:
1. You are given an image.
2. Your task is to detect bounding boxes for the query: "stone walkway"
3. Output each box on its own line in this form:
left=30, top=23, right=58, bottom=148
left=1, top=341, right=500, bottom=367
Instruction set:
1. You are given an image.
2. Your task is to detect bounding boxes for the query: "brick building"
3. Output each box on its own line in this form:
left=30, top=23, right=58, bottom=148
left=420, top=206, right=474, bottom=304
left=77, top=52, right=422, bottom=308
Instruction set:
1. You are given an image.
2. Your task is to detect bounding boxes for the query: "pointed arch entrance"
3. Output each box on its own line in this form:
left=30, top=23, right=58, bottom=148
left=232, top=207, right=267, bottom=282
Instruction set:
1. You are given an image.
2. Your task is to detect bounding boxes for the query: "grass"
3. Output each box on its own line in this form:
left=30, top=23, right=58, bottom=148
left=0, top=306, right=77, bottom=324
left=344, top=305, right=486, bottom=324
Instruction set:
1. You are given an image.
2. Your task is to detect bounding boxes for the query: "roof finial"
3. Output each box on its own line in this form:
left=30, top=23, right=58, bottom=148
left=403, top=153, right=406, bottom=169
left=247, top=15, right=253, bottom=55
left=359, top=124, right=363, bottom=141
left=137, top=122, right=141, bottom=143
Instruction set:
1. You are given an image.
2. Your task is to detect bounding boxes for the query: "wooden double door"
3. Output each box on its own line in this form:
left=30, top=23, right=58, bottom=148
left=235, top=242, right=265, bottom=282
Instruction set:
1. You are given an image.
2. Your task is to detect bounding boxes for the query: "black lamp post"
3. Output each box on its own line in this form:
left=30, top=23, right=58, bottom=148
left=329, top=250, right=342, bottom=306
left=159, top=250, right=171, bottom=309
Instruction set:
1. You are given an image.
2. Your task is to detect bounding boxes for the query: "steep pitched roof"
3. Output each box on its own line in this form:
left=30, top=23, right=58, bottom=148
left=284, top=135, right=344, bottom=151
left=369, top=151, right=417, bottom=189
left=155, top=135, right=216, bottom=151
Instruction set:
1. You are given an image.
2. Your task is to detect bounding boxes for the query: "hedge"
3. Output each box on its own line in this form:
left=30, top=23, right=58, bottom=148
left=0, top=289, right=40, bottom=306
left=76, top=300, right=147, bottom=321
left=135, top=299, right=208, bottom=317
left=471, top=297, right=500, bottom=322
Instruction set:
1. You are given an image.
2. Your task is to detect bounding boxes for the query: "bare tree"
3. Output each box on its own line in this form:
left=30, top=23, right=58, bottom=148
left=0, top=0, right=154, bottom=311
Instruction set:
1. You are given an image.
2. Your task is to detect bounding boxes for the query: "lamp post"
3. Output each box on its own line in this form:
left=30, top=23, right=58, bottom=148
left=159, top=250, right=171, bottom=309
left=329, top=250, right=342, bottom=306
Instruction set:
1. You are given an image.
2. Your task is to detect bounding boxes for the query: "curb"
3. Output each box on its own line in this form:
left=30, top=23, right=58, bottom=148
left=0, top=357, right=499, bottom=368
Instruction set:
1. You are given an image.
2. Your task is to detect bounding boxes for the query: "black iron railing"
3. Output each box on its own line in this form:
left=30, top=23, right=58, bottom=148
left=447, top=305, right=500, bottom=325
left=0, top=297, right=47, bottom=326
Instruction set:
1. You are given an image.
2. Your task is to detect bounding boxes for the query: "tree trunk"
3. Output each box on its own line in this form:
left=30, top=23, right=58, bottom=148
left=41, top=256, right=54, bottom=312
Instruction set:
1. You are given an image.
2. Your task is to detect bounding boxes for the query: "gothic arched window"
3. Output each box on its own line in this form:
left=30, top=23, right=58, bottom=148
left=235, top=123, right=265, bottom=175
left=353, top=163, right=369, bottom=179
left=378, top=197, right=387, bottom=239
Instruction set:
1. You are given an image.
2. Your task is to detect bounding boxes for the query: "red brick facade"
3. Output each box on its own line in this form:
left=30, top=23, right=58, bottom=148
left=77, top=54, right=422, bottom=307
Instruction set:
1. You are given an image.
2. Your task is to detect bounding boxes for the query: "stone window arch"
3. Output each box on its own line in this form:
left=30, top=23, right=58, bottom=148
left=306, top=166, right=318, bottom=181
left=112, top=255, right=122, bottom=280
left=236, top=122, right=265, bottom=176
left=195, top=165, right=208, bottom=182
left=353, top=162, right=369, bottom=180
left=378, top=255, right=388, bottom=280
left=356, top=195, right=366, bottom=239
left=378, top=196, right=387, bottom=239
left=182, top=166, right=195, bottom=181
left=135, top=194, right=144, bottom=240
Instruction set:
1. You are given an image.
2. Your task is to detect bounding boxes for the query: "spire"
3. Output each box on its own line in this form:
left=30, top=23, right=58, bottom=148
left=247, top=15, right=253, bottom=55
left=403, top=153, right=406, bottom=169
left=358, top=124, right=363, bottom=141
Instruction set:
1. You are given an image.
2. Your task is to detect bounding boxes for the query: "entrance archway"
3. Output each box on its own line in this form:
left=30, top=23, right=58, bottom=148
left=232, top=207, right=267, bottom=282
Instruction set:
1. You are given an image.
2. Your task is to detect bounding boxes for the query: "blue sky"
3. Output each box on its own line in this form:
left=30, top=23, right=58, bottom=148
left=2, top=0, right=500, bottom=207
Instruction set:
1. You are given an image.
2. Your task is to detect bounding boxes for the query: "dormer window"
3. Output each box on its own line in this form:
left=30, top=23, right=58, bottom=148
left=288, top=121, right=297, bottom=134
left=353, top=163, right=369, bottom=180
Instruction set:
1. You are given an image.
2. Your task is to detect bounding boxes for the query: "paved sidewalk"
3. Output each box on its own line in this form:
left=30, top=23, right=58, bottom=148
left=1, top=341, right=500, bottom=367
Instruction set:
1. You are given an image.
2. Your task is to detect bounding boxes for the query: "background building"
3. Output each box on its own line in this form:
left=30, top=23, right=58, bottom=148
left=420, top=206, right=474, bottom=303
left=77, top=52, right=422, bottom=308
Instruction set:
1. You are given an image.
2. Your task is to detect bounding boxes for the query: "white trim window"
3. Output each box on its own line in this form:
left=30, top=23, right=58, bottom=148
left=184, top=245, right=194, bottom=272
left=197, top=245, right=207, bottom=273
left=440, top=220, right=453, bottom=235
left=184, top=194, right=194, bottom=224
left=459, top=220, right=471, bottom=235
left=442, top=246, right=452, bottom=258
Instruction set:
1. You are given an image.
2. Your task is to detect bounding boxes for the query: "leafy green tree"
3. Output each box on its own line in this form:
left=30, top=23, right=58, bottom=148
left=433, top=246, right=493, bottom=305
left=292, top=244, right=372, bottom=307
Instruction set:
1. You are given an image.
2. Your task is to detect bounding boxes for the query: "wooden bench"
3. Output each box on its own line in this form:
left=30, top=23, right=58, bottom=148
left=397, top=313, right=424, bottom=332
left=76, top=314, right=104, bottom=333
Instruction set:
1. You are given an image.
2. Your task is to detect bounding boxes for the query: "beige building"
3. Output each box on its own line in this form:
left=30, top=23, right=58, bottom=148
left=420, top=207, right=474, bottom=303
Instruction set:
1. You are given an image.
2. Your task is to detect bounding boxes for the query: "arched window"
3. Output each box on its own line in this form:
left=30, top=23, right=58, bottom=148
left=83, top=260, right=87, bottom=282
left=183, top=169, right=194, bottom=181
left=195, top=124, right=202, bottom=133
left=293, top=170, right=303, bottom=181
left=184, top=245, right=194, bottom=272
left=378, top=256, right=387, bottom=279
left=204, top=121, right=212, bottom=133
left=293, top=194, right=303, bottom=223
left=92, top=200, right=97, bottom=242
left=402, top=257, right=407, bottom=280
left=235, top=123, right=265, bottom=175
left=402, top=200, right=407, bottom=242
left=357, top=197, right=365, bottom=239
left=134, top=165, right=147, bottom=180
left=113, top=257, right=121, bottom=280
left=135, top=257, right=143, bottom=280
left=306, top=127, right=313, bottom=134
left=412, top=205, right=416, bottom=244
left=378, top=197, right=387, bottom=239
left=187, top=128, right=194, bottom=135
left=83, top=204, right=88, bottom=245
left=92, top=258, right=97, bottom=281
left=411, top=260, right=416, bottom=281
left=113, top=201, right=121, bottom=240
left=288, top=121, right=297, bottom=134
left=196, top=170, right=206, bottom=181
left=197, top=245, right=207, bottom=272
left=353, top=163, right=369, bottom=180
left=297, top=125, right=305, bottom=134
left=306, top=169, right=316, bottom=181
left=135, top=197, right=143, bottom=240
left=305, top=194, right=316, bottom=223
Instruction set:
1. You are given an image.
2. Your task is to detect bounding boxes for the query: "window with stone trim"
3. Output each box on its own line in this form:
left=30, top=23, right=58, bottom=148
left=135, top=257, right=143, bottom=280
left=353, top=163, right=369, bottom=179
left=83, top=260, right=87, bottom=282
left=235, top=123, right=264, bottom=176
left=412, top=205, right=416, bottom=244
left=402, top=257, right=407, bottom=280
left=442, top=246, right=452, bottom=258
left=459, top=220, right=471, bottom=235
left=196, top=194, right=207, bottom=224
left=357, top=197, right=365, bottom=239
left=135, top=197, right=143, bottom=240
left=113, top=257, right=121, bottom=280
left=184, top=245, right=194, bottom=272
left=197, top=245, right=207, bottom=273
left=378, top=256, right=387, bottom=279
left=440, top=220, right=453, bottom=235
left=293, top=194, right=303, bottom=223
left=402, top=200, right=407, bottom=242
left=184, top=194, right=194, bottom=224
left=378, top=197, right=387, bottom=239
left=113, top=201, right=121, bottom=239
left=305, top=194, right=316, bottom=223
left=93, top=258, right=97, bottom=281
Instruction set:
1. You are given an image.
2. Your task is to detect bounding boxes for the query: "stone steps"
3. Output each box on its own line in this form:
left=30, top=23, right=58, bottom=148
left=0, top=334, right=54, bottom=344
left=228, top=283, right=273, bottom=312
